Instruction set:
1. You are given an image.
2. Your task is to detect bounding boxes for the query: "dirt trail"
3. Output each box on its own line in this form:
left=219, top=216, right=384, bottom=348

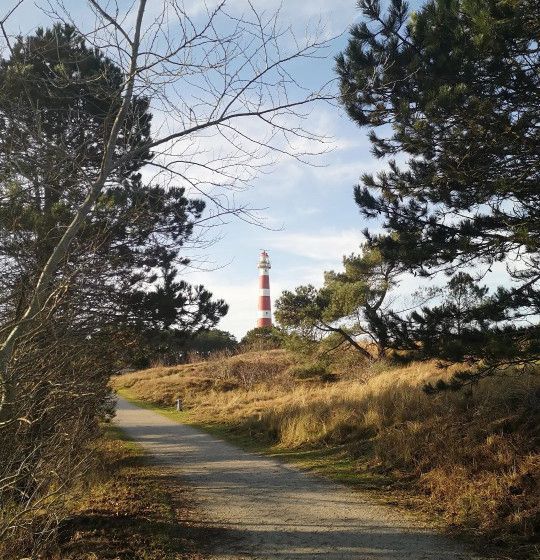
left=114, top=397, right=486, bottom=560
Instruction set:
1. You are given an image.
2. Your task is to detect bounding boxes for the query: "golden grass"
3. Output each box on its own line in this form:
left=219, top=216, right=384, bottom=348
left=113, top=351, right=540, bottom=557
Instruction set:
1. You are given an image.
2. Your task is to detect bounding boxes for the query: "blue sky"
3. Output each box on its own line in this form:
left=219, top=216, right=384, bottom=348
left=5, top=0, right=442, bottom=340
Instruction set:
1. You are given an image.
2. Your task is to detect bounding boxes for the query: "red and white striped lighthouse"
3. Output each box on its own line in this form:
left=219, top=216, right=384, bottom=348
left=257, top=250, right=272, bottom=328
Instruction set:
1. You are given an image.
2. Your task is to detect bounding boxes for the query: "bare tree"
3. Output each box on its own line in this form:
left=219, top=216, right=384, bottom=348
left=0, top=0, right=334, bottom=423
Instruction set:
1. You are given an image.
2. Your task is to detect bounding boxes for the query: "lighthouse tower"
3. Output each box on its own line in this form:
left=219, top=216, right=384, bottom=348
left=257, top=250, right=272, bottom=328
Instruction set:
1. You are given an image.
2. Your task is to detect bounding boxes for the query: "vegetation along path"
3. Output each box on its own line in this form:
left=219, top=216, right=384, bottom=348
left=114, top=397, right=487, bottom=560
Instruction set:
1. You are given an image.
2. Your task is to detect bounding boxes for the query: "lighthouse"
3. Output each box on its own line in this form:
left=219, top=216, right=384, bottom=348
left=257, top=250, right=272, bottom=328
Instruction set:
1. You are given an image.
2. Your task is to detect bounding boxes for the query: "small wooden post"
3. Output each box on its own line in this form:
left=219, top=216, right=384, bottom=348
left=176, top=398, right=183, bottom=411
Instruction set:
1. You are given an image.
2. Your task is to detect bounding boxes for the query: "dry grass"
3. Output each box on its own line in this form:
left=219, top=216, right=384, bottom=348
left=113, top=351, right=540, bottom=558
left=115, top=350, right=294, bottom=406
left=53, top=426, right=206, bottom=560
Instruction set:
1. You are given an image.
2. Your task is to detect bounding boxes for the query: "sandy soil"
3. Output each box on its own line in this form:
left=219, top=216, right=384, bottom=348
left=114, top=397, right=487, bottom=560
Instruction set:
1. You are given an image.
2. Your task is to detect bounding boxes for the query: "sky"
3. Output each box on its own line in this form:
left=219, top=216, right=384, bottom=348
left=180, top=1, right=386, bottom=339
left=3, top=0, right=441, bottom=341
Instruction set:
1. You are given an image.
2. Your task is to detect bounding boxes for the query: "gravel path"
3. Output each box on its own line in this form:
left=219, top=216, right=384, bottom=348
left=114, top=397, right=486, bottom=560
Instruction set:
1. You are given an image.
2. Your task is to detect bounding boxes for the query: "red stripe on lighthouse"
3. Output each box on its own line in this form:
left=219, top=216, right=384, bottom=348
left=259, top=275, right=270, bottom=289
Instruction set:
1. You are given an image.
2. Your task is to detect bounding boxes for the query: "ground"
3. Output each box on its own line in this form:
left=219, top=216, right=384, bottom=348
left=111, top=350, right=539, bottom=559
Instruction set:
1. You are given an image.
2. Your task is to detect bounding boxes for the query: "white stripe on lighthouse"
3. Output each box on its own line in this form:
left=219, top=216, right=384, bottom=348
left=258, top=310, right=272, bottom=318
left=259, top=289, right=270, bottom=296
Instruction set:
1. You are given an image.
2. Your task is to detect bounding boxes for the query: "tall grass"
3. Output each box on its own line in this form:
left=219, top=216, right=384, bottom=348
left=113, top=351, right=539, bottom=553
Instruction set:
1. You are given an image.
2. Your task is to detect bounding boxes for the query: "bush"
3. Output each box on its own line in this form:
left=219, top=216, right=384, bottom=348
left=240, top=327, right=284, bottom=351
left=214, top=351, right=292, bottom=389
left=0, top=332, right=115, bottom=557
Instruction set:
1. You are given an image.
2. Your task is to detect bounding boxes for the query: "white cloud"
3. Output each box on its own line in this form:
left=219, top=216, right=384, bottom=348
left=212, top=281, right=259, bottom=339
left=181, top=0, right=358, bottom=33
left=184, top=274, right=265, bottom=339
left=265, top=228, right=366, bottom=261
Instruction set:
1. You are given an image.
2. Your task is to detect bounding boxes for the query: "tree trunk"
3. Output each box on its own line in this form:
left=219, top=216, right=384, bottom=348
left=324, top=324, right=372, bottom=359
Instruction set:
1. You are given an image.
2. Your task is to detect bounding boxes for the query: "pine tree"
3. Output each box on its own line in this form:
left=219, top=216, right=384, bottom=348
left=275, top=243, right=401, bottom=358
left=336, top=0, right=540, bottom=378
left=126, top=250, right=228, bottom=365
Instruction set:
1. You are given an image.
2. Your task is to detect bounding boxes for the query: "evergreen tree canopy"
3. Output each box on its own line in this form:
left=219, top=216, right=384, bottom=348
left=0, top=24, right=152, bottom=260
left=240, top=326, right=283, bottom=350
left=336, top=0, right=540, bottom=373
left=128, top=250, right=228, bottom=334
left=0, top=24, right=227, bottom=363
left=187, top=329, right=238, bottom=356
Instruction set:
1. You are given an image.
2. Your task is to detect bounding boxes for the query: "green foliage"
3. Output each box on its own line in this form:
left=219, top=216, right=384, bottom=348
left=0, top=24, right=228, bottom=366
left=337, top=0, right=540, bottom=378
left=188, top=329, right=238, bottom=355
left=395, top=273, right=497, bottom=363
left=275, top=243, right=401, bottom=358
left=274, top=285, right=326, bottom=336
left=0, top=24, right=151, bottom=259
left=281, top=331, right=320, bottom=357
left=128, top=251, right=227, bottom=333
left=126, top=252, right=228, bottom=366
left=240, top=326, right=284, bottom=350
